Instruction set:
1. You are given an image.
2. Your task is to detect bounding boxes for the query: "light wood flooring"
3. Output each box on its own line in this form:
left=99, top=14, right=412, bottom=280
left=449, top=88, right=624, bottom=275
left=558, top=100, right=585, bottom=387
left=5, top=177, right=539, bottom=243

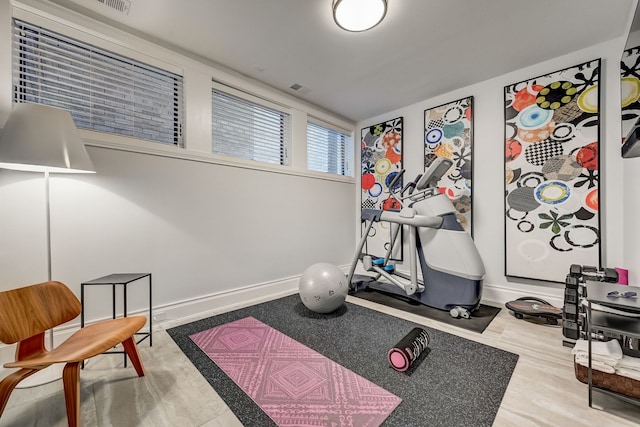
left=1, top=292, right=640, bottom=426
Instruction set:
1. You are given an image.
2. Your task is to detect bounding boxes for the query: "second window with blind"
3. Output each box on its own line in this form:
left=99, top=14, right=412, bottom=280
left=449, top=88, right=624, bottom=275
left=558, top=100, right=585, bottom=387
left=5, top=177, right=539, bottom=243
left=211, top=82, right=353, bottom=176
left=212, top=83, right=290, bottom=166
left=307, top=120, right=353, bottom=177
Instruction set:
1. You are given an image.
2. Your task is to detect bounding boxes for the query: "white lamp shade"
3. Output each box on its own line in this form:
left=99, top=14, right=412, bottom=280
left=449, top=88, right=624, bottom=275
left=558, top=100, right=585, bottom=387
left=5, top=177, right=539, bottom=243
left=0, top=103, right=95, bottom=173
left=333, top=0, right=387, bottom=32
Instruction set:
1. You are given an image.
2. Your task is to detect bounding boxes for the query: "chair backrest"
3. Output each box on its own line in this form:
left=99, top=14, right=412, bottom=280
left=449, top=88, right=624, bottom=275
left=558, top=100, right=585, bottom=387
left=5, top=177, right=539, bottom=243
left=0, top=281, right=81, bottom=344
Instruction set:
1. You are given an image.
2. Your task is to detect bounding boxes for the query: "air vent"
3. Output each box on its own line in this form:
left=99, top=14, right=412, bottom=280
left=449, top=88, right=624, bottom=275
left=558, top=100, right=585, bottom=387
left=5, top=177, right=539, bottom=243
left=289, top=83, right=311, bottom=95
left=96, top=0, right=131, bottom=14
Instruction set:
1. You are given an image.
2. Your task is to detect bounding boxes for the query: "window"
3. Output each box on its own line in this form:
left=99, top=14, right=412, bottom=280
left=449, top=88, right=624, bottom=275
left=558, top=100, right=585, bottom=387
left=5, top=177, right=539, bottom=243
left=12, top=19, right=184, bottom=146
left=307, top=121, right=353, bottom=176
left=212, top=87, right=289, bottom=165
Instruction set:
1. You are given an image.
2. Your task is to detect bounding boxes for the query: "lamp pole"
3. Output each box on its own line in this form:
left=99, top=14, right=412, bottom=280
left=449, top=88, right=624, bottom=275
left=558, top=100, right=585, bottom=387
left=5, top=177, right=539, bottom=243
left=45, top=170, right=55, bottom=351
left=0, top=103, right=96, bottom=387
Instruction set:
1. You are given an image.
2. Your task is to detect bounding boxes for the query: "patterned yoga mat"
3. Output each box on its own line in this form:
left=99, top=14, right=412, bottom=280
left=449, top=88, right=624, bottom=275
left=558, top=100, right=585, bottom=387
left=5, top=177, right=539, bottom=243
left=190, top=316, right=401, bottom=426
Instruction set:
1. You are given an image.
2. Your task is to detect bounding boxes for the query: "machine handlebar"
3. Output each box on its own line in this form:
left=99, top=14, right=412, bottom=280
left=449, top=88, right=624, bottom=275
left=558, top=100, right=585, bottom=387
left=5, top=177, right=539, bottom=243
left=387, top=169, right=405, bottom=193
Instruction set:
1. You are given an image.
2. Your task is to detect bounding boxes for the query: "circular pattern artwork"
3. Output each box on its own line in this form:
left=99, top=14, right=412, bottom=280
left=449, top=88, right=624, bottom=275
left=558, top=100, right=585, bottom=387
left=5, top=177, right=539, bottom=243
left=551, top=123, right=575, bottom=143
left=512, top=84, right=544, bottom=111
left=576, top=142, right=598, bottom=170
left=517, top=239, right=549, bottom=261
left=361, top=117, right=403, bottom=260
left=426, top=128, right=443, bottom=146
left=443, top=105, right=465, bottom=124
left=506, top=139, right=522, bottom=162
left=621, top=76, right=640, bottom=108
left=536, top=80, right=577, bottom=110
left=534, top=181, right=570, bottom=205
left=425, top=97, right=473, bottom=233
left=361, top=173, right=375, bottom=190
left=577, top=85, right=598, bottom=113
left=541, top=155, right=582, bottom=181
left=584, top=188, right=598, bottom=212
left=504, top=59, right=600, bottom=282
left=507, top=186, right=539, bottom=212
left=368, top=182, right=383, bottom=198
left=375, top=157, right=392, bottom=175
left=517, top=171, right=545, bottom=188
left=517, top=105, right=554, bottom=129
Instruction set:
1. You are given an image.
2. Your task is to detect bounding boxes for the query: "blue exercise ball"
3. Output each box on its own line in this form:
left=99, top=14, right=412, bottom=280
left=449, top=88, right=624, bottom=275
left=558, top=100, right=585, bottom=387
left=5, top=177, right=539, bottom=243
left=299, top=263, right=348, bottom=313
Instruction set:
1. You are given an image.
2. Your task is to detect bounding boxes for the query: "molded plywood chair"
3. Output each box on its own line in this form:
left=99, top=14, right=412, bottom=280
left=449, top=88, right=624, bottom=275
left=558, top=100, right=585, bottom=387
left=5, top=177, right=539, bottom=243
left=0, top=281, right=146, bottom=427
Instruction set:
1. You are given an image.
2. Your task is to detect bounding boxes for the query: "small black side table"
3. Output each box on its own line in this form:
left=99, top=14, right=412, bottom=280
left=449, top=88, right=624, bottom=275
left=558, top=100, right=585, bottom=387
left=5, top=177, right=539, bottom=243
left=81, top=273, right=152, bottom=367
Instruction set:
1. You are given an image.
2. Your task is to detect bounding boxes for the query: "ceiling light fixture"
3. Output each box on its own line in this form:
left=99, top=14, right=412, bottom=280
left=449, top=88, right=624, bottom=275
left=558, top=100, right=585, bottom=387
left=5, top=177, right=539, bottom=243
left=333, top=0, right=388, bottom=32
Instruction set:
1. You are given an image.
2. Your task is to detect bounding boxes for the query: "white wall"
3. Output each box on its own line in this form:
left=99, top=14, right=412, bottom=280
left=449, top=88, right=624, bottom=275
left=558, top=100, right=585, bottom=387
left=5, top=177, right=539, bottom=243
left=0, top=1, right=356, bottom=327
left=357, top=37, right=630, bottom=306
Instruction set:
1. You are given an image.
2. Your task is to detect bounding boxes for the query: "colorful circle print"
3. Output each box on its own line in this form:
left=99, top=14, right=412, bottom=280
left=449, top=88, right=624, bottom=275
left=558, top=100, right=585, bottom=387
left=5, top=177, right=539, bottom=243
left=621, top=77, right=640, bottom=107
left=516, top=104, right=554, bottom=129
left=576, top=142, right=598, bottom=170
left=375, top=158, right=392, bottom=175
left=361, top=173, right=375, bottom=190
left=512, top=84, right=544, bottom=111
left=585, top=188, right=598, bottom=212
left=506, top=139, right=522, bottom=162
left=426, top=128, right=443, bottom=146
left=536, top=81, right=577, bottom=110
left=534, top=181, right=570, bottom=205
left=368, top=182, right=383, bottom=198
left=577, top=85, right=598, bottom=113
left=443, top=106, right=464, bottom=124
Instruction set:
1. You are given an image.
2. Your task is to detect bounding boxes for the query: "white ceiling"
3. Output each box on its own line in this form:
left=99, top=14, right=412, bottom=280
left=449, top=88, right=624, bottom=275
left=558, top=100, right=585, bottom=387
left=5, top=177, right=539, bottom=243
left=48, top=0, right=636, bottom=122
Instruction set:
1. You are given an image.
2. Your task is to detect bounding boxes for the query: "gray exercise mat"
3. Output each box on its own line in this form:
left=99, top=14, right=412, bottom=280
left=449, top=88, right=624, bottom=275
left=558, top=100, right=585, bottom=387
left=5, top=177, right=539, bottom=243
left=168, top=294, right=518, bottom=427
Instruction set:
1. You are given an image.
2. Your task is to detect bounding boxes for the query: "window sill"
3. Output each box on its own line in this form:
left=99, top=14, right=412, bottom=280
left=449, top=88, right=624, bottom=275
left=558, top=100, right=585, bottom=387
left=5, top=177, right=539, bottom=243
left=80, top=130, right=355, bottom=184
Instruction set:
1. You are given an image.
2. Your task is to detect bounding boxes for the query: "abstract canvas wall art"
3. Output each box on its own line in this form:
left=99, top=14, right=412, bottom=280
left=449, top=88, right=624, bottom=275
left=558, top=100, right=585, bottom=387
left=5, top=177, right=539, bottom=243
left=504, top=59, right=601, bottom=282
left=424, top=96, right=473, bottom=234
left=361, top=117, right=403, bottom=260
left=621, top=45, right=640, bottom=143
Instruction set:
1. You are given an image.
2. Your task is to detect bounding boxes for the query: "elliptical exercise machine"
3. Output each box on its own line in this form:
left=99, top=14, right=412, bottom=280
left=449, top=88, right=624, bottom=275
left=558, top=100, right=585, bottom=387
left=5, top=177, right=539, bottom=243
left=347, top=158, right=486, bottom=318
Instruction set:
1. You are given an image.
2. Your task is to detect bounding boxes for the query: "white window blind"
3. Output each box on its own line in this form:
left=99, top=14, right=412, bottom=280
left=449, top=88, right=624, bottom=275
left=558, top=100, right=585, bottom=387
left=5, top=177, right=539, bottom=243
left=307, top=121, right=353, bottom=176
left=12, top=19, right=184, bottom=146
left=212, top=88, right=289, bottom=165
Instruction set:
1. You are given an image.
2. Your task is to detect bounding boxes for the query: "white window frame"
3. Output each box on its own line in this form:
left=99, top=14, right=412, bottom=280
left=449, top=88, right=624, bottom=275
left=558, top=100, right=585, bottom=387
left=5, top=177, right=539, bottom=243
left=12, top=17, right=184, bottom=146
left=211, top=81, right=291, bottom=167
left=307, top=117, right=354, bottom=177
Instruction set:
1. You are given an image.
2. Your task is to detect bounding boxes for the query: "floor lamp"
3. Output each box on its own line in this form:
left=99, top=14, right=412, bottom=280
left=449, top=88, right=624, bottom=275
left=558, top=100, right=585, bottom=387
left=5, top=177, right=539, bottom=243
left=0, top=103, right=95, bottom=386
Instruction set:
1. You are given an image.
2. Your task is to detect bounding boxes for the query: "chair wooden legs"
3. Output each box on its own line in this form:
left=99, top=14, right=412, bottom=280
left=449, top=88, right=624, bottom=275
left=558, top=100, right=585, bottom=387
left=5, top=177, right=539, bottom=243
left=62, top=362, right=80, bottom=427
left=0, top=368, right=38, bottom=417
left=2, top=336, right=144, bottom=426
left=122, top=337, right=145, bottom=377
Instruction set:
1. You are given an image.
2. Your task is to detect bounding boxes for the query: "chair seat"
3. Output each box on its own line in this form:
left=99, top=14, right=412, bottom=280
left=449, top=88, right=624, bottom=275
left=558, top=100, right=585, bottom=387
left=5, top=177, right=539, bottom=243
left=0, top=281, right=147, bottom=427
left=4, top=316, right=146, bottom=369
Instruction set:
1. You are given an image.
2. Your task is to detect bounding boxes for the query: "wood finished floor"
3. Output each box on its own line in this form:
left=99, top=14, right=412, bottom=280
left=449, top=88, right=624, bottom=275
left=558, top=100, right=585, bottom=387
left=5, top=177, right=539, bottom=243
left=1, top=293, right=640, bottom=427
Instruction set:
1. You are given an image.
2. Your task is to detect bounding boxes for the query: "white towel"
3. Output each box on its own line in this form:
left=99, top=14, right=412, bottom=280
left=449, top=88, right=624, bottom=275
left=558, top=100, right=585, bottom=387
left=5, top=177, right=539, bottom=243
left=574, top=352, right=618, bottom=368
left=574, top=354, right=616, bottom=374
left=617, top=355, right=640, bottom=370
left=572, top=339, right=623, bottom=361
left=615, top=366, right=640, bottom=381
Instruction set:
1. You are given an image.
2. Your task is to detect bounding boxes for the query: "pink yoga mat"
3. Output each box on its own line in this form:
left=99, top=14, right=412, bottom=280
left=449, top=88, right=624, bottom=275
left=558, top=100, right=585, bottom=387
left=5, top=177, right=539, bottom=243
left=191, top=316, right=401, bottom=426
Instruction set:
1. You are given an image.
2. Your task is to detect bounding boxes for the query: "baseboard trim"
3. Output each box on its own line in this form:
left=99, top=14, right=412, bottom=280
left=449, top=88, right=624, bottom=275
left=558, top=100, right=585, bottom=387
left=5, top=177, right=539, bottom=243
left=151, top=276, right=300, bottom=329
